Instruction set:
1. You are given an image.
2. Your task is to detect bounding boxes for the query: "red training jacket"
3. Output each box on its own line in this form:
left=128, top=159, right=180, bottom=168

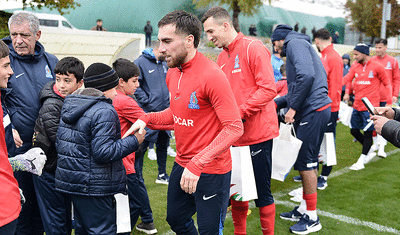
left=343, top=59, right=391, bottom=111
left=140, top=51, right=243, bottom=176
left=217, top=32, right=279, bottom=146
left=371, top=54, right=400, bottom=102
left=320, top=44, right=343, bottom=112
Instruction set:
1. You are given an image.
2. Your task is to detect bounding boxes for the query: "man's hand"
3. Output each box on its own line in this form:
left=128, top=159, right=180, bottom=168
left=13, top=129, right=23, bottom=148
left=371, top=115, right=389, bottom=135
left=134, top=128, right=146, bottom=144
left=285, top=108, right=296, bottom=123
left=374, top=107, right=395, bottom=119
left=122, top=119, right=147, bottom=139
left=180, top=168, right=200, bottom=194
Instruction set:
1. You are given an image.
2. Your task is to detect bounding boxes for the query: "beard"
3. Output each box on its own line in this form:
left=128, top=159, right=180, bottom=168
left=167, top=49, right=188, bottom=68
left=157, top=54, right=166, bottom=62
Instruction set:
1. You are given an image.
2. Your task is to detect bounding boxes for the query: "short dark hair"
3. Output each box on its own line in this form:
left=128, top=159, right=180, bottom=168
left=158, top=10, right=202, bottom=48
left=314, top=28, right=331, bottom=40
left=375, top=38, right=387, bottom=45
left=54, top=57, right=85, bottom=82
left=201, top=6, right=232, bottom=25
left=112, top=58, right=140, bottom=82
left=0, top=40, right=9, bottom=59
left=280, top=63, right=286, bottom=76
left=97, top=19, right=102, bottom=22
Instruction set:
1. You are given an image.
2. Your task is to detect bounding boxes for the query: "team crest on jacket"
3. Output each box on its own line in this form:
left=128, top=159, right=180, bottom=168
left=232, top=54, right=242, bottom=74
left=234, top=54, right=240, bottom=69
left=386, top=62, right=392, bottom=69
left=368, top=71, right=374, bottom=78
left=188, top=91, right=200, bottom=109
left=45, top=65, right=53, bottom=78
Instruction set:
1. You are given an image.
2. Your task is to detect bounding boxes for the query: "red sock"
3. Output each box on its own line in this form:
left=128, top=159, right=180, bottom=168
left=303, top=192, right=317, bottom=211
left=259, top=203, right=275, bottom=235
left=231, top=199, right=248, bottom=235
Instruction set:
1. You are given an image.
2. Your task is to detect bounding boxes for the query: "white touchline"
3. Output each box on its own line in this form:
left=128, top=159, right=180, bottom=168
left=271, top=148, right=400, bottom=234
left=275, top=200, right=400, bottom=234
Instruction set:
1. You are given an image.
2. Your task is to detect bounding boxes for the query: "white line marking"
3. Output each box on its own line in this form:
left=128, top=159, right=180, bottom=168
left=275, top=200, right=400, bottom=234
left=272, top=148, right=400, bottom=234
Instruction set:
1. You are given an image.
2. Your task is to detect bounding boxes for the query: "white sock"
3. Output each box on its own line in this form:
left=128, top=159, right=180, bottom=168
left=306, top=210, right=318, bottom=221
left=321, top=175, right=328, bottom=180
left=298, top=199, right=307, bottom=214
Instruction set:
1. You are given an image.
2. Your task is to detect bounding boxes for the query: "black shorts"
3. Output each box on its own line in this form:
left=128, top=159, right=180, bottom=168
left=293, top=108, right=330, bottom=171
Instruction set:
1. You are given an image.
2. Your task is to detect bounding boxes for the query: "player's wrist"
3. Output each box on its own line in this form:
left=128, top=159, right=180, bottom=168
left=186, top=161, right=201, bottom=177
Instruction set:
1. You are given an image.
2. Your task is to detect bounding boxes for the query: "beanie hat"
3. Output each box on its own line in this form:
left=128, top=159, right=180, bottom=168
left=354, top=43, right=370, bottom=56
left=83, top=63, right=119, bottom=92
left=271, top=24, right=293, bottom=42
left=342, top=54, right=350, bottom=60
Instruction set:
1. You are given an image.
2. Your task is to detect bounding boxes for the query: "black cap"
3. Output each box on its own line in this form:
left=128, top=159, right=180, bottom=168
left=84, top=63, right=119, bottom=92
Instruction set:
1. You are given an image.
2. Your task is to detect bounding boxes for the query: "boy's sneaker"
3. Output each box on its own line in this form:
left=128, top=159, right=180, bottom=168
left=280, top=206, right=303, bottom=222
left=317, top=176, right=327, bottom=190
left=155, top=173, right=169, bottom=185
left=147, top=148, right=157, bottom=160
left=167, top=146, right=177, bottom=157
left=136, top=222, right=157, bottom=234
left=293, top=175, right=302, bottom=182
left=289, top=214, right=322, bottom=234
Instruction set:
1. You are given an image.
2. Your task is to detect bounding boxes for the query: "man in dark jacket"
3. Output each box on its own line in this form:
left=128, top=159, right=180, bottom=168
left=273, top=24, right=331, bottom=234
left=144, top=21, right=153, bottom=47
left=55, top=63, right=146, bottom=234
left=2, top=11, right=58, bottom=235
left=372, top=107, right=400, bottom=148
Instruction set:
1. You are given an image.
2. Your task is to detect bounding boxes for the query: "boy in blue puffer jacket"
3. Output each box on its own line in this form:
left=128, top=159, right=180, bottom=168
left=55, top=62, right=146, bottom=235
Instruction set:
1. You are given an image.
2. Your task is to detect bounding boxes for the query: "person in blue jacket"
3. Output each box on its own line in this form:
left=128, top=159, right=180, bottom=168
left=271, top=48, right=284, bottom=82
left=55, top=62, right=146, bottom=235
left=2, top=11, right=58, bottom=235
left=341, top=54, right=352, bottom=101
left=273, top=24, right=331, bottom=234
left=134, top=44, right=173, bottom=184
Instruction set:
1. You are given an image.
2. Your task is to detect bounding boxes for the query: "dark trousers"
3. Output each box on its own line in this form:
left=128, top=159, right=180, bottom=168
left=33, top=171, right=72, bottom=235
left=0, top=219, right=18, bottom=235
left=71, top=195, right=116, bottom=235
left=134, top=146, right=154, bottom=223
left=14, top=172, right=44, bottom=235
left=145, top=33, right=151, bottom=47
left=250, top=140, right=274, bottom=207
left=118, top=173, right=142, bottom=235
left=320, top=111, right=339, bottom=177
left=166, top=163, right=231, bottom=235
left=140, top=130, right=169, bottom=176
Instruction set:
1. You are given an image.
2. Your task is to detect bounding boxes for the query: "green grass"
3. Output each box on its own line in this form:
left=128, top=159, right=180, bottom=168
left=130, top=123, right=400, bottom=234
